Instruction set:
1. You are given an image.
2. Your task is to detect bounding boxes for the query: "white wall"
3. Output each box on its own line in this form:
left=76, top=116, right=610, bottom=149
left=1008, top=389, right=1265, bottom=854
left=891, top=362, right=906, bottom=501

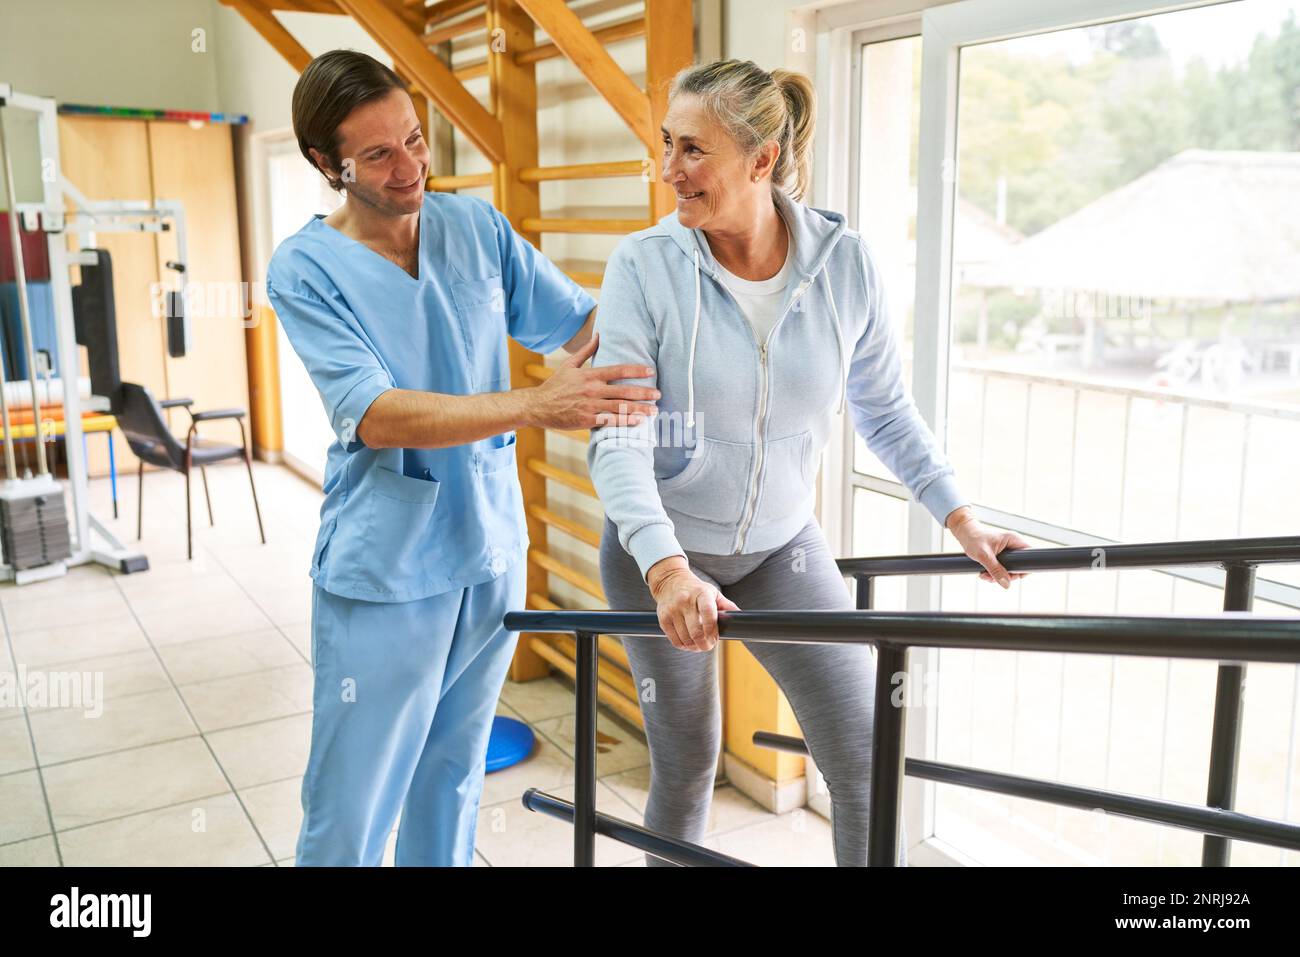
left=0, top=0, right=222, bottom=205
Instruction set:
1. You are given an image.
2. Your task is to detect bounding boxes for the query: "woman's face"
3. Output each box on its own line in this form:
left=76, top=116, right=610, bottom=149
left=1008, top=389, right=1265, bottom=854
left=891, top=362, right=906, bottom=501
left=660, top=93, right=775, bottom=233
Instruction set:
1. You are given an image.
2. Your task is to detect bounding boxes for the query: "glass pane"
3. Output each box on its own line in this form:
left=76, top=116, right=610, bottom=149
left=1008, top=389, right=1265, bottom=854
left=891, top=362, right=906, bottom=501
left=854, top=35, right=923, bottom=480
left=935, top=2, right=1300, bottom=864
left=851, top=487, right=912, bottom=609
left=948, top=0, right=1300, bottom=595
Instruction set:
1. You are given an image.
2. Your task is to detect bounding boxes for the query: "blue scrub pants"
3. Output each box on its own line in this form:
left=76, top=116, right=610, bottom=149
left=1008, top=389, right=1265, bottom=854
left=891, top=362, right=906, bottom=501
left=295, top=560, right=526, bottom=866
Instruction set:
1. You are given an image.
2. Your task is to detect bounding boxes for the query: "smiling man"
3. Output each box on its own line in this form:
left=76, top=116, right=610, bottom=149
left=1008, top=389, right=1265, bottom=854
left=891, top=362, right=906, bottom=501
left=265, top=50, right=659, bottom=866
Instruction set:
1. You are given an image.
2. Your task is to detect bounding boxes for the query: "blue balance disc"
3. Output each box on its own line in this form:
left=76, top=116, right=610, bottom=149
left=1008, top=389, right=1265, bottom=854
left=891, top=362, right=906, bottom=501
left=485, top=715, right=535, bottom=773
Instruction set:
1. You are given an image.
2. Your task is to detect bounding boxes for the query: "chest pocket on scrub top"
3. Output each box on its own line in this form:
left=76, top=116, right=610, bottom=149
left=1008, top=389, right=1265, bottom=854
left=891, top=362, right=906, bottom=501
left=450, top=274, right=508, bottom=391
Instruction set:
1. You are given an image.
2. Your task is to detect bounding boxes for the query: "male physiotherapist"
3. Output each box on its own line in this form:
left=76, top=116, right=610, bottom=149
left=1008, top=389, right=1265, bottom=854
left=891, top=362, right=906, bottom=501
left=266, top=50, right=659, bottom=866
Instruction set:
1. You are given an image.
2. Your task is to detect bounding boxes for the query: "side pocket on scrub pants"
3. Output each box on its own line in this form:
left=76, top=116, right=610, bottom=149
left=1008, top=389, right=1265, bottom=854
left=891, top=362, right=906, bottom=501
left=360, top=466, right=442, bottom=590
left=475, top=434, right=524, bottom=574
left=311, top=516, right=338, bottom=577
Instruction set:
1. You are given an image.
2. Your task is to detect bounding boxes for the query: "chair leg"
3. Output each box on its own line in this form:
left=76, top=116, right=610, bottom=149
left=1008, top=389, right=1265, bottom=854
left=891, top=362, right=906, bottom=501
left=137, top=459, right=144, bottom=541
left=200, top=466, right=214, bottom=526
left=184, top=460, right=193, bottom=561
left=244, top=450, right=266, bottom=545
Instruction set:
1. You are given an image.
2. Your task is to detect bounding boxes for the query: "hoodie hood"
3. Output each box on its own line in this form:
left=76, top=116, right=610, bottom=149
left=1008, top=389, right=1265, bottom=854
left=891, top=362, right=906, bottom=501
left=658, top=187, right=848, bottom=279
left=654, top=189, right=852, bottom=426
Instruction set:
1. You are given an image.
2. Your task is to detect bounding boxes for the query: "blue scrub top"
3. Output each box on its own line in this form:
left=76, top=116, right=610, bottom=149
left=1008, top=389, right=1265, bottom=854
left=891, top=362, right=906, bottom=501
left=266, top=191, right=595, bottom=603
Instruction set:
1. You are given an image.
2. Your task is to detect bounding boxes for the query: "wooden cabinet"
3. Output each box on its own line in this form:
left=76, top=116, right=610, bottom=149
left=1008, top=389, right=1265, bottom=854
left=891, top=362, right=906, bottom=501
left=57, top=115, right=248, bottom=475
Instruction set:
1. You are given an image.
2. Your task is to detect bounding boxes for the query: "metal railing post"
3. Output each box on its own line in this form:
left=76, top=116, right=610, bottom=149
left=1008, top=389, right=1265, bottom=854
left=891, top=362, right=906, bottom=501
left=856, top=572, right=875, bottom=611
left=857, top=573, right=906, bottom=866
left=869, top=639, right=908, bottom=866
left=574, top=630, right=598, bottom=867
left=1202, top=563, right=1257, bottom=867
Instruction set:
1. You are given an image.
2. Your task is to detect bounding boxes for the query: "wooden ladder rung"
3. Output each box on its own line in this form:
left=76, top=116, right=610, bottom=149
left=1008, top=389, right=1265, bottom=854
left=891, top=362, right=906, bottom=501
left=521, top=216, right=652, bottom=235
left=526, top=458, right=596, bottom=498
left=519, top=160, right=647, bottom=183
left=529, top=547, right=604, bottom=600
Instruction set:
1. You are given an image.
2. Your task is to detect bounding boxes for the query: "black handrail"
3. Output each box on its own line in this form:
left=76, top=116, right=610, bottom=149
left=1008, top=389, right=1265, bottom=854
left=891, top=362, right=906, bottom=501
left=835, top=534, right=1300, bottom=576
left=506, top=533, right=1300, bottom=867
left=837, top=533, right=1298, bottom=866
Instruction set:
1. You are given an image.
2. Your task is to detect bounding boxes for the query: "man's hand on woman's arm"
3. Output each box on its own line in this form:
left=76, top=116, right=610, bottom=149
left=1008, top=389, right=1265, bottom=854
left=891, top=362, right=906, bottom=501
left=355, top=332, right=659, bottom=449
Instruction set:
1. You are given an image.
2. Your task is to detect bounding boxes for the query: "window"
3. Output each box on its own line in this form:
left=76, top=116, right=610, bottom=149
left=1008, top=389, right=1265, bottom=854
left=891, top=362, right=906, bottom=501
left=845, top=0, right=1300, bottom=866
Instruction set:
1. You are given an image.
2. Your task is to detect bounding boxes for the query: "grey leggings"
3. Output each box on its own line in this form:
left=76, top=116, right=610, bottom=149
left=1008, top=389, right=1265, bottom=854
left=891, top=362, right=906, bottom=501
left=599, top=515, right=907, bottom=867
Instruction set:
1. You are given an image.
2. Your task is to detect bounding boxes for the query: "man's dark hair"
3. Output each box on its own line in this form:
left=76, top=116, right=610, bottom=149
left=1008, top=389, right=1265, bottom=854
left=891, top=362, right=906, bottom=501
left=292, top=49, right=406, bottom=191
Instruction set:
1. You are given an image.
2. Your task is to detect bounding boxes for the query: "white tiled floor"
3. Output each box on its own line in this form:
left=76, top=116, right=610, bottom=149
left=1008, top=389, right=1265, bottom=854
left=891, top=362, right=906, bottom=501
left=0, top=460, right=833, bottom=866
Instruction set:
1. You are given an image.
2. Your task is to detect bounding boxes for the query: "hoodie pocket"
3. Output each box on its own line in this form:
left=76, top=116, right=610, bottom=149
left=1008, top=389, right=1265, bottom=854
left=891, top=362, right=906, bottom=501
left=657, top=436, right=751, bottom=526
left=753, top=430, right=814, bottom=528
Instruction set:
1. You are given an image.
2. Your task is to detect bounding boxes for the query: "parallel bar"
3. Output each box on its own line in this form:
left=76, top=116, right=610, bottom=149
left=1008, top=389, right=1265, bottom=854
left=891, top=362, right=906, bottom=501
left=574, top=631, right=597, bottom=867
left=1203, top=563, right=1257, bottom=866
left=869, top=642, right=908, bottom=866
left=551, top=633, right=637, bottom=700
left=836, top=536, right=1300, bottom=576
left=856, top=573, right=874, bottom=611
left=751, top=736, right=1300, bottom=851
left=503, top=610, right=1300, bottom=664
left=522, top=789, right=754, bottom=866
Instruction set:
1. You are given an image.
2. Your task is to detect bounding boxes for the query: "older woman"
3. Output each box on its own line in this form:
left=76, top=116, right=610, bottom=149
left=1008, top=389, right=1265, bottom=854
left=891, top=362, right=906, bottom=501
left=587, top=59, right=1027, bottom=866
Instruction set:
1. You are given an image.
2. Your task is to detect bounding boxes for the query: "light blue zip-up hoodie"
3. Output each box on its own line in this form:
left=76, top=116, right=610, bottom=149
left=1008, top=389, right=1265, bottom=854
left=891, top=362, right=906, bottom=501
left=587, top=189, right=970, bottom=581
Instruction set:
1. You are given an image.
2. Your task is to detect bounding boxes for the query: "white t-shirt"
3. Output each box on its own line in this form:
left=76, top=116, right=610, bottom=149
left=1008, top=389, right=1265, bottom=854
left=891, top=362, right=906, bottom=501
left=713, top=227, right=794, bottom=346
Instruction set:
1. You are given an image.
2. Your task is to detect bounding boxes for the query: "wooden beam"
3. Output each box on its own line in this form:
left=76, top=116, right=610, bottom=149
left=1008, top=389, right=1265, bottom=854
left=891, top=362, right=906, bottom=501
left=334, top=0, right=505, bottom=164
left=220, top=0, right=339, bottom=12
left=521, top=215, right=653, bottom=234
left=412, top=0, right=481, bottom=21
left=646, top=0, right=695, bottom=217
left=518, top=159, right=645, bottom=182
left=490, top=0, right=549, bottom=683
left=427, top=171, right=493, bottom=190
left=516, top=15, right=645, bottom=65
left=442, top=15, right=646, bottom=76
left=423, top=13, right=486, bottom=44
left=513, top=0, right=656, bottom=151
left=526, top=457, right=597, bottom=498
left=224, top=0, right=313, bottom=73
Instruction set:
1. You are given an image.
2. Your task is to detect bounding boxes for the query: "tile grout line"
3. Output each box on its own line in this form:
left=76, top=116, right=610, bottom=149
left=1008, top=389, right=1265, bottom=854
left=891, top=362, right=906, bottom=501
left=0, top=770, right=311, bottom=848
left=6, top=636, right=311, bottom=701
left=105, top=567, right=279, bottom=866
left=0, top=600, right=64, bottom=865
left=200, top=544, right=312, bottom=668
left=0, top=706, right=315, bottom=778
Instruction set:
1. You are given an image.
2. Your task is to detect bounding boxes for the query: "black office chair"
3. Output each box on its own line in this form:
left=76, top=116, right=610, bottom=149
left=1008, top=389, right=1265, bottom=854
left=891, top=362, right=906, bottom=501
left=117, top=382, right=266, bottom=560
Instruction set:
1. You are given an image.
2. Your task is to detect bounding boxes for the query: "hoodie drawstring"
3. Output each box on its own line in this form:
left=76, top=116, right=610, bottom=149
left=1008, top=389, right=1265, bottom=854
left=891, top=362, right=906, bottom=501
left=687, top=246, right=703, bottom=429
left=819, top=268, right=848, bottom=416
left=687, top=244, right=847, bottom=423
